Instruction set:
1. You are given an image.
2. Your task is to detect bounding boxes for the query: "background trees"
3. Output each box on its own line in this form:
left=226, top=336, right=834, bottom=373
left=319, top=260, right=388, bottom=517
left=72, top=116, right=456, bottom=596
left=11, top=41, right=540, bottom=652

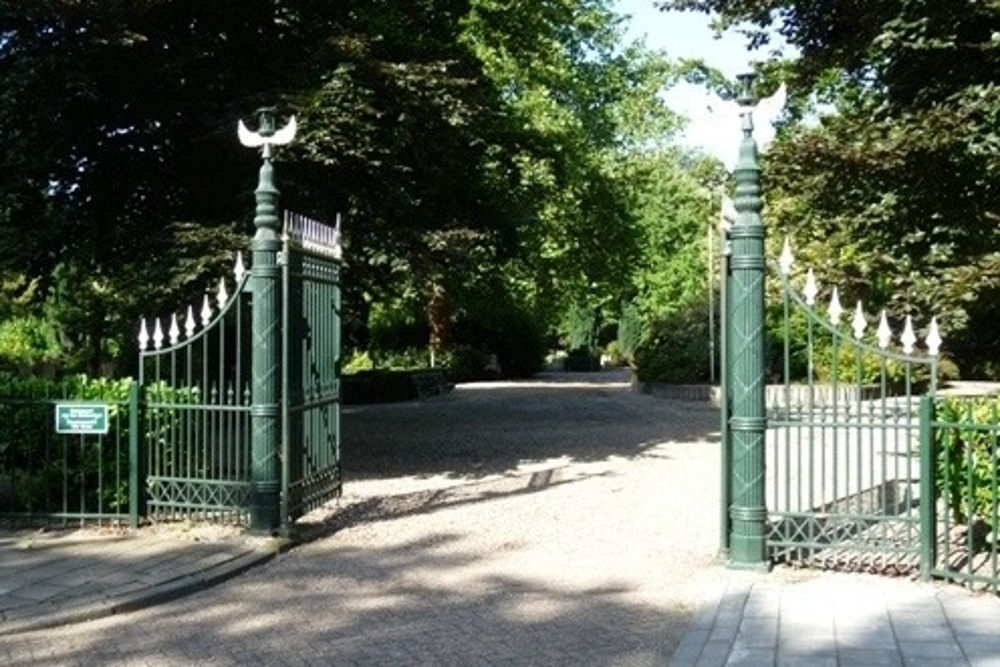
left=0, top=0, right=719, bottom=379
left=661, top=0, right=1000, bottom=377
left=16, top=0, right=998, bottom=381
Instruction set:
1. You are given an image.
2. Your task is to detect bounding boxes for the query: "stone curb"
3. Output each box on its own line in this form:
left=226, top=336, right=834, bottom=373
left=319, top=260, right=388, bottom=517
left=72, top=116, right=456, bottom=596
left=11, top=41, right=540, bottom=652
left=0, top=541, right=283, bottom=637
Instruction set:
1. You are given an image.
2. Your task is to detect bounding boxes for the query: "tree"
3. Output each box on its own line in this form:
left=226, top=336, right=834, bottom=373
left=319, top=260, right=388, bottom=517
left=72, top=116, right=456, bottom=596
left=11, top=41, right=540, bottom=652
left=0, top=0, right=720, bottom=377
left=659, top=0, right=1000, bottom=376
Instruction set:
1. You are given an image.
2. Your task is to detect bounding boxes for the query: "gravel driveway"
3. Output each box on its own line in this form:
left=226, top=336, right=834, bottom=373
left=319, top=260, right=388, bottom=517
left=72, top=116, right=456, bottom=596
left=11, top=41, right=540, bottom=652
left=293, top=370, right=726, bottom=663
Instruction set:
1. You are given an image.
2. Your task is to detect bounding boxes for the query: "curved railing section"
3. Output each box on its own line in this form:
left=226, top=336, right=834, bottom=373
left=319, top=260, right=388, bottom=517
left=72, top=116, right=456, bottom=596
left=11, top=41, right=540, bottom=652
left=764, top=236, right=942, bottom=573
left=137, top=253, right=253, bottom=523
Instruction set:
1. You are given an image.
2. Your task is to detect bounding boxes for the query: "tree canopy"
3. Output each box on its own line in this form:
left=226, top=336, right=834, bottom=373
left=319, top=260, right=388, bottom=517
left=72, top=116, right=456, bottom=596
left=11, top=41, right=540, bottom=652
left=0, top=0, right=717, bottom=375
left=661, top=0, right=1000, bottom=376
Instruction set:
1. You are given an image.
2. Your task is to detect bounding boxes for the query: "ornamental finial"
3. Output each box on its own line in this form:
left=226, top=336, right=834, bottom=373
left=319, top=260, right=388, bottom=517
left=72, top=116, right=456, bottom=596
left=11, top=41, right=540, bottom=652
left=238, top=107, right=296, bottom=159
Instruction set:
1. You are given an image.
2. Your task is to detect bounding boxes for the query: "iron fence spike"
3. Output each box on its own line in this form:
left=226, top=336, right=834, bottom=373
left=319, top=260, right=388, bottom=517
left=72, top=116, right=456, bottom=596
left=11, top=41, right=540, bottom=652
left=185, top=305, right=196, bottom=338
left=217, top=277, right=228, bottom=309
left=169, top=314, right=180, bottom=345
left=877, top=310, right=892, bottom=349
left=926, top=317, right=943, bottom=356
left=901, top=315, right=917, bottom=354
left=852, top=301, right=867, bottom=340
left=828, top=286, right=843, bottom=325
left=779, top=237, right=794, bottom=275
left=153, top=318, right=164, bottom=350
left=803, top=268, right=818, bottom=305
left=138, top=318, right=149, bottom=350
left=235, top=252, right=246, bottom=283
left=201, top=294, right=212, bottom=326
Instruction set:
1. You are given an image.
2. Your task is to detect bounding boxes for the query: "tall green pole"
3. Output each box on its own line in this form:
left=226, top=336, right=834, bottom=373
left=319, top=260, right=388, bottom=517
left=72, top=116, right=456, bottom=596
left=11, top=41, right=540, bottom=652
left=727, top=74, right=769, bottom=569
left=248, top=107, right=282, bottom=532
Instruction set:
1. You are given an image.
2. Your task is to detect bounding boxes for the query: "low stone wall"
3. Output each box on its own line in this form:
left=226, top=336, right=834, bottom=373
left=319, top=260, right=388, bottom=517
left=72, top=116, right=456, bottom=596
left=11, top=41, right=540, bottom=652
left=630, top=375, right=722, bottom=406
left=630, top=378, right=917, bottom=408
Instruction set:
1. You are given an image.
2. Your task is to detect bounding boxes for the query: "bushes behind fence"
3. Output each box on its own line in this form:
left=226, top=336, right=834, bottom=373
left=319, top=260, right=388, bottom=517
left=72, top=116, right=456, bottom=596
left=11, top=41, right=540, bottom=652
left=0, top=373, right=133, bottom=517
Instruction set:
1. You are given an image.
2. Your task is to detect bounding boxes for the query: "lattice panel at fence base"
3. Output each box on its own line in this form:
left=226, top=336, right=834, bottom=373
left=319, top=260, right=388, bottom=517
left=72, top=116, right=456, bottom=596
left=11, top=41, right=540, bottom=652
left=147, top=476, right=252, bottom=524
left=931, top=520, right=1000, bottom=593
left=769, top=513, right=922, bottom=576
left=287, top=465, right=342, bottom=521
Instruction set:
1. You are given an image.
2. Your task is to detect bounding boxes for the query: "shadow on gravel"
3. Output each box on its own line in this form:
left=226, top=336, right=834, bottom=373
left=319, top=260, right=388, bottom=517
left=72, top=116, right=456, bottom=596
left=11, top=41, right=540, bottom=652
left=292, top=466, right=613, bottom=544
left=341, top=372, right=719, bottom=481
left=3, top=531, right=693, bottom=665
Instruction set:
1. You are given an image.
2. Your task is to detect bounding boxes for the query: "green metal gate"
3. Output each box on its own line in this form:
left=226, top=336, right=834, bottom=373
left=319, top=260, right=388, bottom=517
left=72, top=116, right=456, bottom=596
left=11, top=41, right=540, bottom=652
left=280, top=212, right=343, bottom=524
left=137, top=211, right=342, bottom=529
left=137, top=109, right=341, bottom=530
left=719, top=73, right=942, bottom=573
left=762, top=240, right=940, bottom=573
left=138, top=255, right=254, bottom=523
left=720, top=74, right=1000, bottom=594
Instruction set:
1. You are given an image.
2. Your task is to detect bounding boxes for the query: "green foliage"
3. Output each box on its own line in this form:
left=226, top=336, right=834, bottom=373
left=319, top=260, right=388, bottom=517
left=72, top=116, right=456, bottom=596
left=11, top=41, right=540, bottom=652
left=563, top=346, right=602, bottom=372
left=0, top=0, right=723, bottom=383
left=634, top=298, right=713, bottom=384
left=342, top=350, right=374, bottom=374
left=659, top=0, right=1000, bottom=377
left=370, top=348, right=433, bottom=371
left=935, top=396, right=1000, bottom=526
left=623, top=151, right=718, bottom=319
left=0, top=373, right=134, bottom=515
left=0, top=315, right=61, bottom=372
left=367, top=298, right=428, bottom=359
left=452, top=295, right=546, bottom=379
left=442, top=345, right=498, bottom=383
left=564, top=303, right=598, bottom=351
left=616, top=302, right=643, bottom=365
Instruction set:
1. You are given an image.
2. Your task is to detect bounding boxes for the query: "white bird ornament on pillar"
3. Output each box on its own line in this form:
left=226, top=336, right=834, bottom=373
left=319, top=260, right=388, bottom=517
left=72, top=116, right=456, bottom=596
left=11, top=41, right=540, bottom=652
left=707, top=82, right=787, bottom=172
left=238, top=114, right=297, bottom=159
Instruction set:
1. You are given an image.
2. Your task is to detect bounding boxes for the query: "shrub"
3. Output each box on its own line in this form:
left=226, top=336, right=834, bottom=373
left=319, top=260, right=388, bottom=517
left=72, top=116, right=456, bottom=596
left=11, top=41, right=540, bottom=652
left=368, top=302, right=428, bottom=359
left=0, top=315, right=63, bottom=374
left=452, top=300, right=545, bottom=379
left=342, top=370, right=425, bottom=404
left=616, top=303, right=643, bottom=366
left=563, top=346, right=601, bottom=372
left=442, top=344, right=497, bottom=383
left=564, top=303, right=597, bottom=352
left=634, top=303, right=713, bottom=384
left=935, top=396, right=1000, bottom=526
left=343, top=349, right=374, bottom=374
left=370, top=347, right=430, bottom=370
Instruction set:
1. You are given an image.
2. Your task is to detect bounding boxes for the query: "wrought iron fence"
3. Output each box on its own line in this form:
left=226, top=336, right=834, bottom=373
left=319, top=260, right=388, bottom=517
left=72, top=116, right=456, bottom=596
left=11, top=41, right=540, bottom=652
left=929, top=394, right=1000, bottom=593
left=0, top=379, right=138, bottom=527
left=138, top=255, right=254, bottom=524
left=757, top=239, right=940, bottom=574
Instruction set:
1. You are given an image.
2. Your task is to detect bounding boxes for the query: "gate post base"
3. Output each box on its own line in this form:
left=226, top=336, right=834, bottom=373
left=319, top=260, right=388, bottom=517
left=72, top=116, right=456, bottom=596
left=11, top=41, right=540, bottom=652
left=250, top=482, right=280, bottom=533
left=725, top=559, right=772, bottom=573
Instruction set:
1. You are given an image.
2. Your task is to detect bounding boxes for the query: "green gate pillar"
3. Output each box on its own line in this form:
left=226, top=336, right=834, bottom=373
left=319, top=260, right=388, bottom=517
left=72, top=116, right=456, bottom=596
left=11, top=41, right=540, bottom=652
left=727, top=74, right=769, bottom=569
left=245, top=107, right=285, bottom=532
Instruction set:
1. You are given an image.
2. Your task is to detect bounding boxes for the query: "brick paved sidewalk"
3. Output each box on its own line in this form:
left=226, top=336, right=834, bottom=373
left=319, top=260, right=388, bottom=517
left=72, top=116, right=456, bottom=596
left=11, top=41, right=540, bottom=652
left=0, top=525, right=280, bottom=636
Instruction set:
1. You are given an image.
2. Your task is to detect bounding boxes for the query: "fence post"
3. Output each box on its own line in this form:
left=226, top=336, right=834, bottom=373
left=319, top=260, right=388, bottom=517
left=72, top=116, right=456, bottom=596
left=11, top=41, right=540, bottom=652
left=727, top=74, right=769, bottom=570
left=128, top=380, right=143, bottom=528
left=244, top=107, right=288, bottom=532
left=719, top=225, right=731, bottom=559
left=919, top=394, right=937, bottom=581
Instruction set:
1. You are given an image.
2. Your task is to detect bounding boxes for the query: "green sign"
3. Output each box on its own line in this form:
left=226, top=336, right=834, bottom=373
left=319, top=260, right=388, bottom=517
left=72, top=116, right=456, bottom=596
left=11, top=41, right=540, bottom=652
left=55, top=403, right=110, bottom=435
